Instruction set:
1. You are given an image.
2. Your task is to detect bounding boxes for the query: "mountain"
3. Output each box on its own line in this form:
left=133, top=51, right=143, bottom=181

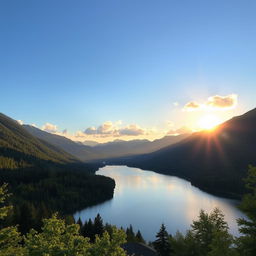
left=81, top=140, right=100, bottom=146
left=24, top=125, right=189, bottom=161
left=92, top=134, right=189, bottom=158
left=23, top=124, right=100, bottom=161
left=0, top=113, right=77, bottom=168
left=0, top=112, right=115, bottom=218
left=109, top=108, right=256, bottom=197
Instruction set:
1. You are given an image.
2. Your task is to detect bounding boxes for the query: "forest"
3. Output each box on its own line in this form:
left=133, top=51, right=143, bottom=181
left=0, top=165, right=256, bottom=256
left=0, top=113, right=116, bottom=232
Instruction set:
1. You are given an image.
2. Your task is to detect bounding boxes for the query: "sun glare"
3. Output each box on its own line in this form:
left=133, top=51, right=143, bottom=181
left=198, top=114, right=220, bottom=131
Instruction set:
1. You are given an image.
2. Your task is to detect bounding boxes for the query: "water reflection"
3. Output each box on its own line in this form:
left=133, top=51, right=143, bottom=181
left=74, top=165, right=246, bottom=241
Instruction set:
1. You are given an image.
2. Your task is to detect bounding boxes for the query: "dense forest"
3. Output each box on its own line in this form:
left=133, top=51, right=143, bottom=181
left=0, top=113, right=115, bottom=233
left=1, top=165, right=256, bottom=255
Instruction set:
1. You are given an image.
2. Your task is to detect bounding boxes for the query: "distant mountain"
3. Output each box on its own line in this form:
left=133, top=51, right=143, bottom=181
left=92, top=135, right=190, bottom=158
left=82, top=140, right=100, bottom=146
left=0, top=112, right=115, bottom=217
left=24, top=125, right=189, bottom=161
left=0, top=113, right=77, bottom=168
left=23, top=125, right=101, bottom=161
left=110, top=108, right=256, bottom=197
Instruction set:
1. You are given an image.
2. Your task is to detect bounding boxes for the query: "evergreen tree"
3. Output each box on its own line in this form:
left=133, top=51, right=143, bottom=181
left=135, top=230, right=145, bottom=244
left=237, top=165, right=256, bottom=256
left=94, top=213, right=104, bottom=238
left=126, top=224, right=136, bottom=242
left=0, top=184, right=25, bottom=256
left=81, top=218, right=94, bottom=241
left=153, top=224, right=172, bottom=256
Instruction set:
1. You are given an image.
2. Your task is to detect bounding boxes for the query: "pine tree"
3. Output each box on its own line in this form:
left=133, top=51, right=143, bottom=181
left=126, top=224, right=136, bottom=242
left=94, top=213, right=104, bottom=238
left=237, top=165, right=256, bottom=256
left=153, top=224, right=172, bottom=256
left=135, top=230, right=145, bottom=244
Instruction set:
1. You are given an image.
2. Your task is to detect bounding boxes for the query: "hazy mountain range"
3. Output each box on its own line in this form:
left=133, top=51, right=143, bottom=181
left=23, top=125, right=189, bottom=161
left=2, top=107, right=256, bottom=198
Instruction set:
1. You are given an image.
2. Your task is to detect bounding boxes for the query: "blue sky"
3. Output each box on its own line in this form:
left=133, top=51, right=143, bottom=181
left=1, top=0, right=256, bottom=141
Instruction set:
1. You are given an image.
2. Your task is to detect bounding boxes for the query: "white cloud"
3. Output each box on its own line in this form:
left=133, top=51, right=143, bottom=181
left=83, top=121, right=149, bottom=137
left=42, top=123, right=58, bottom=133
left=84, top=126, right=97, bottom=135
left=17, top=120, right=23, bottom=125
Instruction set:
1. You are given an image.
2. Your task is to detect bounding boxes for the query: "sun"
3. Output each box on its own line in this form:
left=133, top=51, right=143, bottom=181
left=198, top=114, right=221, bottom=131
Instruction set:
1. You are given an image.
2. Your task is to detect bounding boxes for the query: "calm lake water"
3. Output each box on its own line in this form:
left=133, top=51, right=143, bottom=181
left=74, top=165, right=246, bottom=241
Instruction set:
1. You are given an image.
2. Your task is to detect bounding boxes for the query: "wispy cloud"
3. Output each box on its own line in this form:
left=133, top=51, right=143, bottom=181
left=183, top=101, right=201, bottom=111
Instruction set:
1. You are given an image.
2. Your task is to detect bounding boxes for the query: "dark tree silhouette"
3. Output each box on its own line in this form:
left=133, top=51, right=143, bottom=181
left=153, top=224, right=172, bottom=256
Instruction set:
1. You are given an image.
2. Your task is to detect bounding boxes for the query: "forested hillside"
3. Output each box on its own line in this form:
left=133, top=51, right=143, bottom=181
left=0, top=113, right=115, bottom=233
left=0, top=113, right=77, bottom=169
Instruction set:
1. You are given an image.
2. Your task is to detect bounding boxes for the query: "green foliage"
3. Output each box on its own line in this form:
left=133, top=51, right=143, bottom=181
left=135, top=230, right=145, bottom=244
left=24, top=215, right=128, bottom=256
left=170, top=208, right=235, bottom=256
left=190, top=208, right=229, bottom=255
left=1, top=167, right=115, bottom=233
left=24, top=214, right=91, bottom=256
left=1, top=185, right=128, bottom=256
left=236, top=165, right=256, bottom=256
left=0, top=113, right=76, bottom=167
left=0, top=184, right=25, bottom=256
left=90, top=227, right=127, bottom=256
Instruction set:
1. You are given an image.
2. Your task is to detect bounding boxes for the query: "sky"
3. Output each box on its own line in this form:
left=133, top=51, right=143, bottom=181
left=1, top=0, right=256, bottom=142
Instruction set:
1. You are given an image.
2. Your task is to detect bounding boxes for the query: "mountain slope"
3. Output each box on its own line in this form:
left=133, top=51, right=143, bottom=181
left=0, top=113, right=77, bottom=168
left=112, top=108, right=256, bottom=197
left=0, top=112, right=115, bottom=219
left=23, top=125, right=100, bottom=162
left=92, top=134, right=189, bottom=158
left=24, top=125, right=189, bottom=161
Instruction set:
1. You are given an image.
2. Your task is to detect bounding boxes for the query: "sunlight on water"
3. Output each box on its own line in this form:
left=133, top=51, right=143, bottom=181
left=74, top=165, right=246, bottom=241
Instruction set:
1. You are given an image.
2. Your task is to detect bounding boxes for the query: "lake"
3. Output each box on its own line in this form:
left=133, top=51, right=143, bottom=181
left=74, top=165, right=246, bottom=241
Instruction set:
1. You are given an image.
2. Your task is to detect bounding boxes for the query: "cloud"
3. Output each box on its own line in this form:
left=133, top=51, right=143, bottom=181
left=167, top=126, right=192, bottom=135
left=97, top=121, right=116, bottom=134
left=183, top=94, right=238, bottom=111
left=17, top=120, right=23, bottom=125
left=206, top=94, right=237, bottom=109
left=84, top=127, right=97, bottom=135
left=42, top=123, right=58, bottom=133
left=84, top=121, right=118, bottom=135
left=183, top=101, right=201, bottom=111
left=119, top=124, right=145, bottom=136
left=83, top=121, right=148, bottom=137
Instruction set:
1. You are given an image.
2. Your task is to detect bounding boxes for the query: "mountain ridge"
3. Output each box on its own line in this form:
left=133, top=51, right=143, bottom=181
left=107, top=108, right=256, bottom=197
